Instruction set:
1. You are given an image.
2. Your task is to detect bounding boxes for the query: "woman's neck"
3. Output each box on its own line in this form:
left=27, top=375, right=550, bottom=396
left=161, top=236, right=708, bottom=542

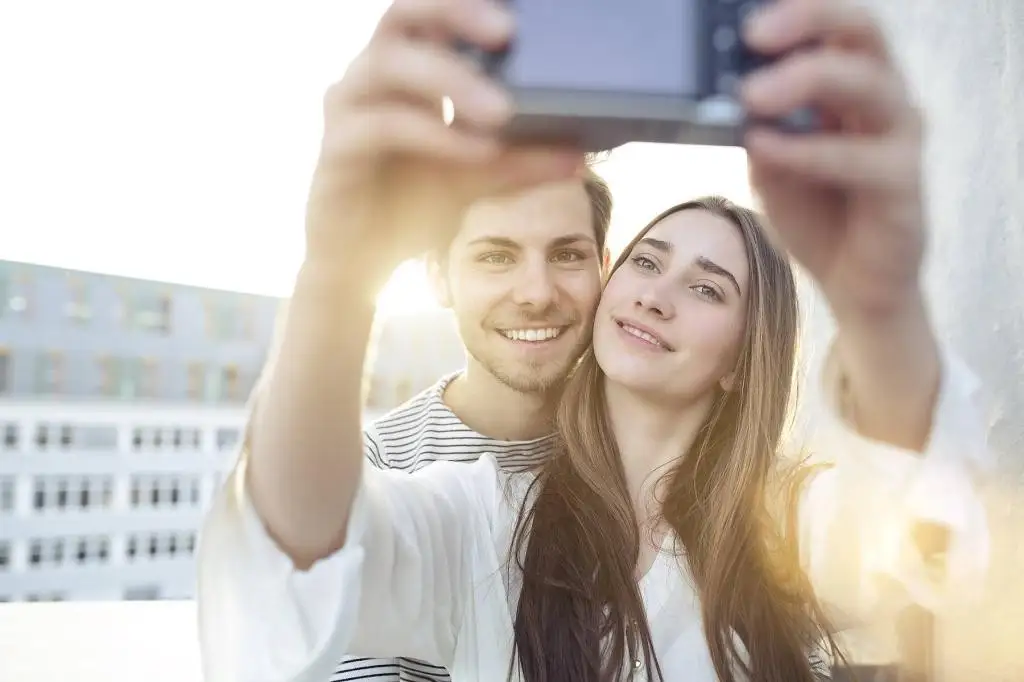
left=603, top=381, right=717, bottom=528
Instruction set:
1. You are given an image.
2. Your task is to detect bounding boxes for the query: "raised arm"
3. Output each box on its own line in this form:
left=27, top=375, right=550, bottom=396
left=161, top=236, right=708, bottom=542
left=796, top=342, right=990, bottom=626
left=740, top=0, right=992, bottom=624
left=240, top=0, right=578, bottom=569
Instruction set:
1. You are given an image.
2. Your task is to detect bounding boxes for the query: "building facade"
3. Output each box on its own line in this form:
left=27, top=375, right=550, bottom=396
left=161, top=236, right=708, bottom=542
left=0, top=259, right=465, bottom=602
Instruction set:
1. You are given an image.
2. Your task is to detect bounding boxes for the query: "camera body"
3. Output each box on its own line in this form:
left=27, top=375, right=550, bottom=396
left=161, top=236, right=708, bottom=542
left=461, top=0, right=816, bottom=151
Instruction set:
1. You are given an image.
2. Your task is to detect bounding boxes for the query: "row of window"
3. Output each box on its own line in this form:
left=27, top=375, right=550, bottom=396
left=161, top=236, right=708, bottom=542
left=31, top=476, right=114, bottom=512
left=0, top=587, right=163, bottom=603
left=0, top=422, right=240, bottom=452
left=129, top=475, right=202, bottom=509
left=0, top=474, right=212, bottom=513
left=0, top=349, right=254, bottom=402
left=0, top=261, right=263, bottom=341
left=126, top=531, right=197, bottom=561
left=25, top=535, right=110, bottom=569
left=0, top=530, right=199, bottom=571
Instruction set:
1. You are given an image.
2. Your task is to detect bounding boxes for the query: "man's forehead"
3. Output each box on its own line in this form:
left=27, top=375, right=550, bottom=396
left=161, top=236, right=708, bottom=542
left=456, top=179, right=592, bottom=248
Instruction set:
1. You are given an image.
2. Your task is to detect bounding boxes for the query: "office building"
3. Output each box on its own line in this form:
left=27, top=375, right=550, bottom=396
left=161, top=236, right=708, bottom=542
left=0, top=259, right=464, bottom=601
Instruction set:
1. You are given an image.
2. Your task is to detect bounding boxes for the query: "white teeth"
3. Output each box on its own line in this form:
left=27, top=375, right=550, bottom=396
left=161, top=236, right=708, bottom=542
left=622, top=324, right=665, bottom=348
left=501, top=327, right=562, bottom=342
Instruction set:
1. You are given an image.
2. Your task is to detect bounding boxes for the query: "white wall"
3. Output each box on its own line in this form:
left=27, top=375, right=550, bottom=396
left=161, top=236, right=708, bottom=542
left=835, top=2, right=1022, bottom=679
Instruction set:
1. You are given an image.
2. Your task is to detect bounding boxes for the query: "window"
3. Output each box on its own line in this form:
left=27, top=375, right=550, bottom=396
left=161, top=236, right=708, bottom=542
left=98, top=356, right=122, bottom=397
left=130, top=291, right=173, bottom=334
left=59, top=425, right=72, bottom=448
left=0, top=478, right=13, bottom=512
left=2, top=266, right=31, bottom=317
left=187, top=362, right=206, bottom=400
left=2, top=423, right=17, bottom=450
left=34, top=423, right=49, bottom=449
left=26, top=593, right=65, bottom=602
left=73, top=424, right=119, bottom=450
left=64, top=274, right=92, bottom=324
left=205, top=297, right=253, bottom=341
left=34, top=351, right=64, bottom=394
left=100, top=357, right=157, bottom=398
left=0, top=348, right=9, bottom=394
left=216, top=428, right=239, bottom=451
left=220, top=365, right=240, bottom=402
left=137, top=358, right=159, bottom=398
left=124, top=585, right=162, bottom=601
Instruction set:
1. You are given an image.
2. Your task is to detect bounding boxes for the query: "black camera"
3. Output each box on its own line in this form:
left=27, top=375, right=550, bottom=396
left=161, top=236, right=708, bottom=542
left=461, top=0, right=817, bottom=151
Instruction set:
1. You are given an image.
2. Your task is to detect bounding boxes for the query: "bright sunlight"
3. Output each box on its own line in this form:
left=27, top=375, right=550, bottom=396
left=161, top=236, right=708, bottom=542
left=0, top=0, right=753, bottom=321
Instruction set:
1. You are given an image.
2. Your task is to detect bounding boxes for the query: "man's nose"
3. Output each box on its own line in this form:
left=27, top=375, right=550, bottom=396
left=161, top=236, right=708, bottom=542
left=511, top=261, right=557, bottom=309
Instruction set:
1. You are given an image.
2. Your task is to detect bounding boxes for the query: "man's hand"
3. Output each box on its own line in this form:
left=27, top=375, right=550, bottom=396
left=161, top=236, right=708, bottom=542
left=307, top=0, right=582, bottom=291
left=740, top=0, right=939, bottom=449
left=741, top=0, right=927, bottom=325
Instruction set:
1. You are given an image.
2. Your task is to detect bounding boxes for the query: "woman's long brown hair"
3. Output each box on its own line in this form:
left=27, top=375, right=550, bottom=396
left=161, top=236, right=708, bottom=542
left=510, top=196, right=841, bottom=681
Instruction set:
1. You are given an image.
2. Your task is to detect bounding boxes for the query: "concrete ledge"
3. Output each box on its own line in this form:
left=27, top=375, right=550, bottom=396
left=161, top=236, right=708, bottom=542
left=0, top=601, right=201, bottom=682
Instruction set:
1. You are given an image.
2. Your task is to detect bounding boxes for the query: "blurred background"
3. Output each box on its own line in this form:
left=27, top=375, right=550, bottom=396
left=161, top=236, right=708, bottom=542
left=0, top=1, right=1021, bottom=681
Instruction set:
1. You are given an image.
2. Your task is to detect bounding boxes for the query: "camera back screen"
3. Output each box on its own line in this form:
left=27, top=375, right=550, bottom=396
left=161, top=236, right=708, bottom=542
left=501, top=0, right=699, bottom=98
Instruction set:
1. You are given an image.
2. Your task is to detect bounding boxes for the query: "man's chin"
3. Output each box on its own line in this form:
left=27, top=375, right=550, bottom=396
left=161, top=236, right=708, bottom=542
left=491, top=362, right=572, bottom=395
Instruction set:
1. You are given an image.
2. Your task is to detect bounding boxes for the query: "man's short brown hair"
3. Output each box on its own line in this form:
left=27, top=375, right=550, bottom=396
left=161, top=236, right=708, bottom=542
left=432, top=157, right=614, bottom=264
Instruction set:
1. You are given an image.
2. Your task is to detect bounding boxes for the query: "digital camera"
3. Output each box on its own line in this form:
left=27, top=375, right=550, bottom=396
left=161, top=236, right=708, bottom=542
left=460, top=0, right=817, bottom=151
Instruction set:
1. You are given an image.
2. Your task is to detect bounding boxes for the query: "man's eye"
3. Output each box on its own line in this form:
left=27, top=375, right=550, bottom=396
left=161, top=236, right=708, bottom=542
left=480, top=253, right=513, bottom=265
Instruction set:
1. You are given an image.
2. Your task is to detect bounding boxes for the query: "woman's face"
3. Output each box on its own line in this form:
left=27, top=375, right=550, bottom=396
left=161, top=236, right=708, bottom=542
left=593, top=209, right=750, bottom=405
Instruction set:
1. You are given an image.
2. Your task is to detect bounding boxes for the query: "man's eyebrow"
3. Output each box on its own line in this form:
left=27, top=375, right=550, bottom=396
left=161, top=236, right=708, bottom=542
left=465, top=236, right=520, bottom=249
left=465, top=233, right=597, bottom=249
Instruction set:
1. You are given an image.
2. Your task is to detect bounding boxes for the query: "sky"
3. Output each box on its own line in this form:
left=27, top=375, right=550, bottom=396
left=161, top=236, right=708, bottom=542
left=0, top=1, right=753, bottom=315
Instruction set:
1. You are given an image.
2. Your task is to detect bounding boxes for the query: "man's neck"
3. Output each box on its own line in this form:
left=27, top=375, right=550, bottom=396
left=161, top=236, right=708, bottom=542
left=443, top=360, right=557, bottom=442
left=604, top=382, right=716, bottom=526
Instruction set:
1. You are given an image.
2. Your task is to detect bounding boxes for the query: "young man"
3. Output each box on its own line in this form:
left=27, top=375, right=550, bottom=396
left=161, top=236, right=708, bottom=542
left=333, top=169, right=612, bottom=682
left=198, top=2, right=970, bottom=681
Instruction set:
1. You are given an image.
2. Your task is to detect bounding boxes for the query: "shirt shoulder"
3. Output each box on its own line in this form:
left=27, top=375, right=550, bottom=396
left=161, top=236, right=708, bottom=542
left=365, top=373, right=557, bottom=473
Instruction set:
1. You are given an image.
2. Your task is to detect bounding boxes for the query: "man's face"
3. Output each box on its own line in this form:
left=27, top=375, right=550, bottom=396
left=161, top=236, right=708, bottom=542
left=438, top=179, right=603, bottom=394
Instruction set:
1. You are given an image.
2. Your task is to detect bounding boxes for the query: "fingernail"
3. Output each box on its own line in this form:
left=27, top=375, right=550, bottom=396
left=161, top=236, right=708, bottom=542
left=744, top=4, right=784, bottom=44
left=481, top=1, right=514, bottom=35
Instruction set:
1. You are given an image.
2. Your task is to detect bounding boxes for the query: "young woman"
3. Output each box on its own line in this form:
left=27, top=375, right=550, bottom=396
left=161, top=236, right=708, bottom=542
left=198, top=196, right=988, bottom=682
left=197, top=1, right=990, bottom=680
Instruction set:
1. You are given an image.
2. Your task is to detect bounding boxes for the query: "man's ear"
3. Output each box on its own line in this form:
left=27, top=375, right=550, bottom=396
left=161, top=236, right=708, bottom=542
left=602, top=247, right=611, bottom=273
left=426, top=253, right=452, bottom=308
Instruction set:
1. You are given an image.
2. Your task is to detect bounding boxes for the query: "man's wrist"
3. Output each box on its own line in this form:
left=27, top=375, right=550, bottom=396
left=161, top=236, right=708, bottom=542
left=294, top=257, right=381, bottom=311
left=832, top=287, right=941, bottom=451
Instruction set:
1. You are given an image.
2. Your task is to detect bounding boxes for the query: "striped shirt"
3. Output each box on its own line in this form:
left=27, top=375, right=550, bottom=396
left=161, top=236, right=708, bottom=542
left=331, top=373, right=555, bottom=682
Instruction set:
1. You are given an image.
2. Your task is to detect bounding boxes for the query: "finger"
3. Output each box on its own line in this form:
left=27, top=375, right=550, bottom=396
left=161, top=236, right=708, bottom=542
left=744, top=0, right=893, bottom=64
left=374, top=0, right=513, bottom=49
left=341, top=40, right=511, bottom=130
left=327, top=104, right=500, bottom=165
left=744, top=127, right=918, bottom=189
left=741, top=49, right=906, bottom=131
